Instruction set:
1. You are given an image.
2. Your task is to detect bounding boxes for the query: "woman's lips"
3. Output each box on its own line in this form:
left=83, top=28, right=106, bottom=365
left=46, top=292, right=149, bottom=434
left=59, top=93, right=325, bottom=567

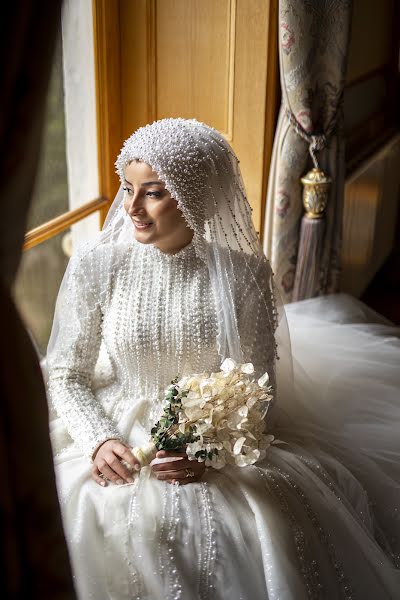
left=133, top=220, right=153, bottom=230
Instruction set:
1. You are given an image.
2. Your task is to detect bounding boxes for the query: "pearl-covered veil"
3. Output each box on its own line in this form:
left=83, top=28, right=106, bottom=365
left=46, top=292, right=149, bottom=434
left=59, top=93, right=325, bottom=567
left=48, top=117, right=293, bottom=410
left=47, top=118, right=400, bottom=563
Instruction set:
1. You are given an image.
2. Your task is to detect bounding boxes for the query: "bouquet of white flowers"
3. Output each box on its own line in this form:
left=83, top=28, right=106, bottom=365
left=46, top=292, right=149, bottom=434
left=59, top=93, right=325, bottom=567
left=131, top=358, right=274, bottom=472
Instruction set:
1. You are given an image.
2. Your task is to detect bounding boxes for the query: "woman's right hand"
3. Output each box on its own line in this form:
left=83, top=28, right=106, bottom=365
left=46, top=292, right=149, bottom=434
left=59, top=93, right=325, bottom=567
left=92, top=439, right=141, bottom=486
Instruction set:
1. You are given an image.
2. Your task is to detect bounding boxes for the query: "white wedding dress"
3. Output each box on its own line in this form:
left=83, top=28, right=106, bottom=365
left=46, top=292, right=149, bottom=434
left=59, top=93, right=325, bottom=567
left=47, top=236, right=400, bottom=600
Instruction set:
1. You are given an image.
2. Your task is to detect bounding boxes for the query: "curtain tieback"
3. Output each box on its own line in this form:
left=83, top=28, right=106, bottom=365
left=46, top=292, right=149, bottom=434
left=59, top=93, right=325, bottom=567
left=285, top=107, right=333, bottom=302
left=285, top=108, right=331, bottom=218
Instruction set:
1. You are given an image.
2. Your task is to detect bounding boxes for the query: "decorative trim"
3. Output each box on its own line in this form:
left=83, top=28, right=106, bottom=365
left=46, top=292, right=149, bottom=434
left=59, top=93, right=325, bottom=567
left=259, top=0, right=279, bottom=242
left=224, top=0, right=237, bottom=141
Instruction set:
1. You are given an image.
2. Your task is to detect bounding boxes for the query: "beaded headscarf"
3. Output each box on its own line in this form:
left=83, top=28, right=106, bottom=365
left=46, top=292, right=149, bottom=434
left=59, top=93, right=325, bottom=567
left=113, top=119, right=282, bottom=374
left=52, top=118, right=291, bottom=400
left=114, top=118, right=258, bottom=259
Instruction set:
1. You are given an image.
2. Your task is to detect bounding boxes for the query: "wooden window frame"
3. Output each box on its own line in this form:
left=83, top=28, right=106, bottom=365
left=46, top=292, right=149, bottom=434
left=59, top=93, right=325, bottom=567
left=23, top=0, right=120, bottom=253
left=23, top=197, right=109, bottom=251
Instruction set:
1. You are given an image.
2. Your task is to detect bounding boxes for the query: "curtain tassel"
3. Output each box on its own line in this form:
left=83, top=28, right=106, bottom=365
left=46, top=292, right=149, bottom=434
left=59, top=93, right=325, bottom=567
left=284, top=109, right=333, bottom=301
left=292, top=166, right=331, bottom=301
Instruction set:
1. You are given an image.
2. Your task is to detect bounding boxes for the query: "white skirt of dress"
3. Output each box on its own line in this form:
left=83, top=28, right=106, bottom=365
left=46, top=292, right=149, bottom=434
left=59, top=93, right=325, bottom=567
left=52, top=293, right=400, bottom=600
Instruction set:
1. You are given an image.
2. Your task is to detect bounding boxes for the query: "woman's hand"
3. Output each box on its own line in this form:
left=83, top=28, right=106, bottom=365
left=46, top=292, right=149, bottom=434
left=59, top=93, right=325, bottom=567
left=151, top=450, right=206, bottom=484
left=92, top=439, right=140, bottom=486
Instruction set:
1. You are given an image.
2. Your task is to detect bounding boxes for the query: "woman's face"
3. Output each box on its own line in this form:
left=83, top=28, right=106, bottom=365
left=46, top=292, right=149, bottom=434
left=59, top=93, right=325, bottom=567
left=123, top=160, right=193, bottom=253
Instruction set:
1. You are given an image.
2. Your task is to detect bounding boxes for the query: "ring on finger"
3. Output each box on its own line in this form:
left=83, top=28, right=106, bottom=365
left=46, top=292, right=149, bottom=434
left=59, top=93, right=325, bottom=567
left=98, top=473, right=108, bottom=480
left=185, top=468, right=195, bottom=478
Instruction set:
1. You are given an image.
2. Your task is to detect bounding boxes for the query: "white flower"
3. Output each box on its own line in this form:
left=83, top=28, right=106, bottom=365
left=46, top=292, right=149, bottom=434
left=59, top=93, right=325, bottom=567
left=220, top=358, right=237, bottom=373
left=205, top=452, right=226, bottom=469
left=258, top=372, right=270, bottom=387
left=233, top=436, right=246, bottom=455
left=170, top=360, right=274, bottom=471
left=235, top=448, right=260, bottom=467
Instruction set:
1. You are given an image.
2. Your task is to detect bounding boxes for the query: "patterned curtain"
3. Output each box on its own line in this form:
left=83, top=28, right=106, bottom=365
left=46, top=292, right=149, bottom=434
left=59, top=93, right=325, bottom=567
left=263, top=0, right=353, bottom=303
left=0, top=4, right=75, bottom=597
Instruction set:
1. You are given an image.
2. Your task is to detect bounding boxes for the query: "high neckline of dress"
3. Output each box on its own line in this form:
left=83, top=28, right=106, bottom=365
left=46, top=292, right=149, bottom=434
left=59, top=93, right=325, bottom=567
left=133, top=236, right=198, bottom=263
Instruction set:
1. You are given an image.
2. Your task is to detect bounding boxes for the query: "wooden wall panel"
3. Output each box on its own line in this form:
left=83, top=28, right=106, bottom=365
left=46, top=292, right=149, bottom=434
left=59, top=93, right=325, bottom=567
left=344, top=0, right=399, bottom=169
left=117, top=0, right=278, bottom=235
left=233, top=0, right=271, bottom=233
left=341, top=134, right=400, bottom=297
left=156, top=0, right=235, bottom=137
left=120, top=0, right=150, bottom=137
left=346, top=0, right=395, bottom=84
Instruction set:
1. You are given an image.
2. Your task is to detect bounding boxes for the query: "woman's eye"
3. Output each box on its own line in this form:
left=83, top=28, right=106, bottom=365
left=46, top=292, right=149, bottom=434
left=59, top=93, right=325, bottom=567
left=122, top=186, right=133, bottom=195
left=122, top=187, right=162, bottom=198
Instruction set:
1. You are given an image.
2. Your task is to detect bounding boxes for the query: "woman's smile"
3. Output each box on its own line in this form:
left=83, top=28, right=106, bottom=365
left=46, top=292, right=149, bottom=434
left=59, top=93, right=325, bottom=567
left=133, top=219, right=154, bottom=230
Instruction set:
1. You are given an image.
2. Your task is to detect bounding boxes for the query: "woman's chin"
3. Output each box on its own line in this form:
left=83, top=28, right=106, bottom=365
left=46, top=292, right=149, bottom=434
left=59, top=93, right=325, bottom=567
left=134, top=229, right=155, bottom=244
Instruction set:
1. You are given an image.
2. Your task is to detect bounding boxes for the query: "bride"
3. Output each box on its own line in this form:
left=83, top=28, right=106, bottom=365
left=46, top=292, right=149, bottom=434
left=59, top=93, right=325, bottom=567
left=47, top=118, right=400, bottom=599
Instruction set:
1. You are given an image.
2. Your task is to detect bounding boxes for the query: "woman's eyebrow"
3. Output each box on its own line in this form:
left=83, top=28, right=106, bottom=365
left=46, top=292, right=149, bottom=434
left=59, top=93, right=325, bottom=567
left=123, top=179, right=163, bottom=186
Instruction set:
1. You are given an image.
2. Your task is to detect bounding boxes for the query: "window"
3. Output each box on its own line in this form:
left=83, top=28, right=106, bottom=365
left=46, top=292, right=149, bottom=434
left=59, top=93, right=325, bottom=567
left=14, top=39, right=70, bottom=356
left=13, top=0, right=110, bottom=356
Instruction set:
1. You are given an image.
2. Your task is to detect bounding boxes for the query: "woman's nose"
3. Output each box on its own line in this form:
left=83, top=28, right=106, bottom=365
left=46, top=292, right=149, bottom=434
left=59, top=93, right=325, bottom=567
left=126, top=192, right=144, bottom=215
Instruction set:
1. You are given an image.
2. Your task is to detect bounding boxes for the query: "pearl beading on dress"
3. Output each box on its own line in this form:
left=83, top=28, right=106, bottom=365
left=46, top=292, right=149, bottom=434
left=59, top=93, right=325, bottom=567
left=48, top=239, right=212, bottom=456
left=114, top=118, right=279, bottom=364
left=48, top=117, right=279, bottom=459
left=47, top=234, right=277, bottom=459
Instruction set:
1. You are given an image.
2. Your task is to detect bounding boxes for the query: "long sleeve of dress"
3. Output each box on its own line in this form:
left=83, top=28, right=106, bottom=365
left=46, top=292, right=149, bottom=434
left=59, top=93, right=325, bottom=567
left=236, top=255, right=278, bottom=392
left=47, top=250, right=122, bottom=458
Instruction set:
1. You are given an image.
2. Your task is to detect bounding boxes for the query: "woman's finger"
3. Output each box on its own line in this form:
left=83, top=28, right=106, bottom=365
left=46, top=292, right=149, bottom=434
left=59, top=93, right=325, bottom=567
left=114, top=443, right=141, bottom=470
left=152, top=461, right=201, bottom=474
left=104, top=452, right=135, bottom=483
left=154, top=464, right=203, bottom=481
left=97, top=459, right=127, bottom=485
left=91, top=465, right=108, bottom=487
left=151, top=457, right=191, bottom=472
left=158, top=470, right=201, bottom=485
left=156, top=469, right=195, bottom=480
left=156, top=449, right=186, bottom=459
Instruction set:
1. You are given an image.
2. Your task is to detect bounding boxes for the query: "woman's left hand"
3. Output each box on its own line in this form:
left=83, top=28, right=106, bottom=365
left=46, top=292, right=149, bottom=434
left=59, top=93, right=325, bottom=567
left=151, top=450, right=205, bottom=484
